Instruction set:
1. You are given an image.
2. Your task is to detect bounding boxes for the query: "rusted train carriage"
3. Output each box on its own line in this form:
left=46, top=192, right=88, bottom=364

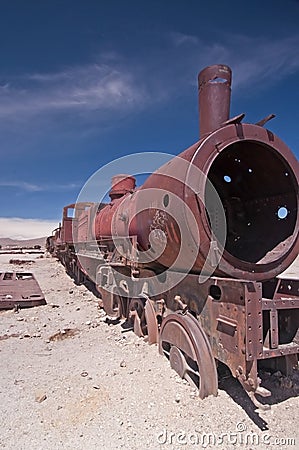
left=47, top=64, right=299, bottom=409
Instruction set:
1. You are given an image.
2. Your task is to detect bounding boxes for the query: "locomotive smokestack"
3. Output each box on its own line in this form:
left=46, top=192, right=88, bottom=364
left=198, top=64, right=232, bottom=137
left=109, top=174, right=136, bottom=200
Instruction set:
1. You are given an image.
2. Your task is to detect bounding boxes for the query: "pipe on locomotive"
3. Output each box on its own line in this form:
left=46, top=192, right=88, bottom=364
left=78, top=64, right=298, bottom=282
left=198, top=64, right=232, bottom=137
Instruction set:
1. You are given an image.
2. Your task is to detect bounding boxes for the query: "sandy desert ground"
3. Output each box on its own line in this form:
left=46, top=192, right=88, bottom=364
left=0, top=249, right=298, bottom=450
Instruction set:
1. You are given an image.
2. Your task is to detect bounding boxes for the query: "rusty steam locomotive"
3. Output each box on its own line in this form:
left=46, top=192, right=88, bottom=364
left=47, top=64, right=299, bottom=409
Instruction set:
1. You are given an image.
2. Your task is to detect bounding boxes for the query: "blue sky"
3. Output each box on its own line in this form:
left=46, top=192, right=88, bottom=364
left=0, top=0, right=299, bottom=238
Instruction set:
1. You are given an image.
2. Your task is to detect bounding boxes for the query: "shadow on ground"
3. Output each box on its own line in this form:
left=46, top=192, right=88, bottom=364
left=217, top=362, right=299, bottom=430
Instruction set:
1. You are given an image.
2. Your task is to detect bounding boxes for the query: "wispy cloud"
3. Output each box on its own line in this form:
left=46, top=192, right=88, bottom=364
left=0, top=64, right=147, bottom=120
left=0, top=82, right=10, bottom=91
left=0, top=217, right=58, bottom=239
left=0, top=181, right=80, bottom=192
left=226, top=34, right=299, bottom=88
left=164, top=30, right=299, bottom=91
left=168, top=31, right=200, bottom=46
left=0, top=31, right=298, bottom=126
left=0, top=181, right=42, bottom=192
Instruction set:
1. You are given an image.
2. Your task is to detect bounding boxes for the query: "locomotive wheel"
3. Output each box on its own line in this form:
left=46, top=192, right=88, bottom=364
left=100, top=288, right=122, bottom=319
left=144, top=298, right=159, bottom=344
left=129, top=297, right=159, bottom=344
left=129, top=298, right=147, bottom=337
left=159, top=312, right=218, bottom=399
left=74, top=264, right=83, bottom=285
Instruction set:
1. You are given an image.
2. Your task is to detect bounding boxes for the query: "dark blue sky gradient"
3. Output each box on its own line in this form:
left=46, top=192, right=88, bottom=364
left=0, top=0, right=298, bottom=228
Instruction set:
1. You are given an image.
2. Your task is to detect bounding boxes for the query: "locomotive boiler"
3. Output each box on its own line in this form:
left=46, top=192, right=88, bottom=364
left=48, top=64, right=299, bottom=408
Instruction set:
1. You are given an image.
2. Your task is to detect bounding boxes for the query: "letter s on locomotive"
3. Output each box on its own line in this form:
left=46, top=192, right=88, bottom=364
left=46, top=64, right=299, bottom=409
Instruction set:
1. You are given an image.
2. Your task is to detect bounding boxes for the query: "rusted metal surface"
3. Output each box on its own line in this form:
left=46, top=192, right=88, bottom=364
left=109, top=174, right=136, bottom=200
left=58, top=64, right=299, bottom=283
left=198, top=64, right=232, bottom=137
left=48, top=64, right=299, bottom=407
left=0, top=272, right=46, bottom=309
left=159, top=311, right=218, bottom=399
left=162, top=273, right=298, bottom=407
left=128, top=297, right=146, bottom=336
left=144, top=299, right=159, bottom=344
left=274, top=278, right=299, bottom=299
left=260, top=277, right=299, bottom=360
left=98, top=286, right=122, bottom=319
left=136, top=123, right=298, bottom=281
left=244, top=282, right=263, bottom=361
left=55, top=202, right=95, bottom=245
left=177, top=275, right=259, bottom=381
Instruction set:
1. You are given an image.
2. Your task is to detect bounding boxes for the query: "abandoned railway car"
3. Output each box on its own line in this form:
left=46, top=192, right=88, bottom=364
left=47, top=64, right=299, bottom=409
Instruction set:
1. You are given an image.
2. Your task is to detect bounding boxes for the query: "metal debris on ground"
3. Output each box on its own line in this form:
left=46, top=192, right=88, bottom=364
left=0, top=272, right=46, bottom=310
left=49, top=328, right=79, bottom=341
left=9, top=259, right=35, bottom=265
